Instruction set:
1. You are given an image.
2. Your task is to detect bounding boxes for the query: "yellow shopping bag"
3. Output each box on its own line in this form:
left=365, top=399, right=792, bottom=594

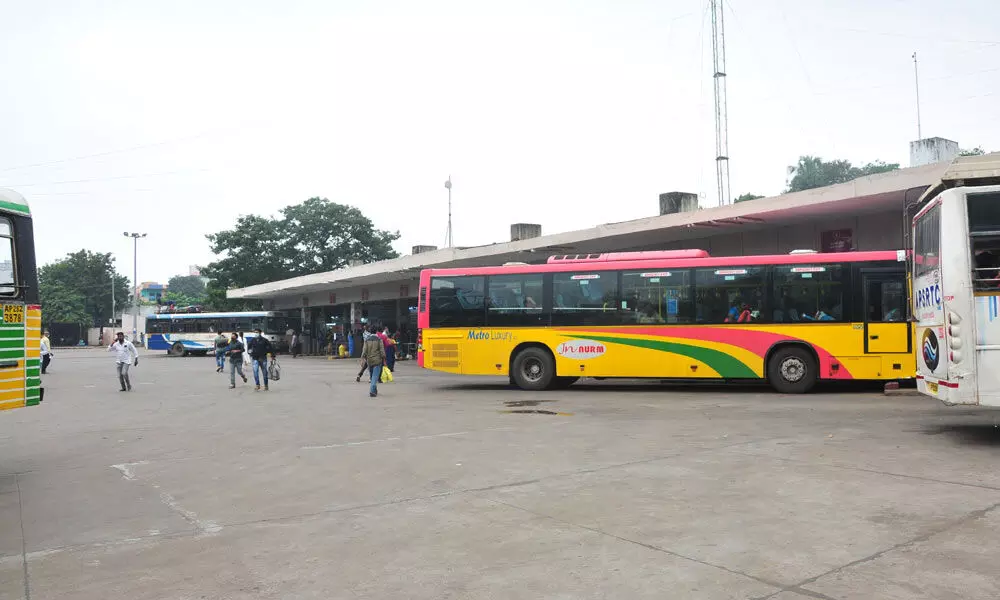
left=380, top=366, right=394, bottom=383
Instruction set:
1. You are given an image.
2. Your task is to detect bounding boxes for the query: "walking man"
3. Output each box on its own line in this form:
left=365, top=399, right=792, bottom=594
left=214, top=330, right=228, bottom=373
left=247, top=329, right=272, bottom=391
left=40, top=329, right=52, bottom=374
left=108, top=332, right=139, bottom=391
left=291, top=331, right=300, bottom=358
left=361, top=325, right=386, bottom=397
left=356, top=328, right=372, bottom=382
left=225, top=332, right=248, bottom=389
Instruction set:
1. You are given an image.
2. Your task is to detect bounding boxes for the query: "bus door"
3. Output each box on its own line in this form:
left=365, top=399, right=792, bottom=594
left=862, top=272, right=910, bottom=354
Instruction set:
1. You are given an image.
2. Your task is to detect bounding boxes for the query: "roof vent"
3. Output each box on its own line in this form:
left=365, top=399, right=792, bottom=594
left=789, top=249, right=818, bottom=254
left=547, top=250, right=710, bottom=264
left=503, top=262, right=529, bottom=266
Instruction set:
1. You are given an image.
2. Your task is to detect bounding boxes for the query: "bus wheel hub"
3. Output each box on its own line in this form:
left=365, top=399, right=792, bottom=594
left=781, top=358, right=805, bottom=382
left=524, top=360, right=542, bottom=381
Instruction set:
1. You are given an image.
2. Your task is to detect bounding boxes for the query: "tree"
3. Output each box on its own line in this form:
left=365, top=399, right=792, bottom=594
left=786, top=156, right=900, bottom=193
left=162, top=290, right=202, bottom=308
left=166, top=274, right=206, bottom=299
left=202, top=198, right=400, bottom=304
left=39, top=250, right=130, bottom=328
left=735, top=193, right=765, bottom=203
left=960, top=147, right=987, bottom=156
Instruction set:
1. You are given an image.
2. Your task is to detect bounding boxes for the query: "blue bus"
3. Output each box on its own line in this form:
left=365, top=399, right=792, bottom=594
left=145, top=311, right=300, bottom=356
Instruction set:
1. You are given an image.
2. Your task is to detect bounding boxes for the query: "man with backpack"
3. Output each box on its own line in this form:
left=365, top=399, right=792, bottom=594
left=214, top=331, right=228, bottom=373
left=247, top=329, right=273, bottom=391
left=361, top=325, right=386, bottom=398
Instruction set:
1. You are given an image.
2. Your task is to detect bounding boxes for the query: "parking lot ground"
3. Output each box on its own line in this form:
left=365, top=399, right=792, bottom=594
left=1, top=349, right=1000, bottom=599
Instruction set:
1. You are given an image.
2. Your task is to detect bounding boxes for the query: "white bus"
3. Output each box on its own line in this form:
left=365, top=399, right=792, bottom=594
left=145, top=311, right=300, bottom=356
left=912, top=154, right=1000, bottom=405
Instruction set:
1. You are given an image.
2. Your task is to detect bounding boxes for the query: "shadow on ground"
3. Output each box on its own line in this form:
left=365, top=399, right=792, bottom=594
left=437, top=379, right=888, bottom=396
left=919, top=421, right=1000, bottom=446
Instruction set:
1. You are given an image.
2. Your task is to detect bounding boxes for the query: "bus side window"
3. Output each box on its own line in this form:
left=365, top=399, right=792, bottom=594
left=429, top=276, right=486, bottom=327
left=771, top=264, right=844, bottom=323
left=622, top=270, right=693, bottom=324
left=696, top=267, right=765, bottom=324
left=486, top=274, right=545, bottom=327
left=967, top=193, right=1000, bottom=290
left=552, top=272, right=619, bottom=326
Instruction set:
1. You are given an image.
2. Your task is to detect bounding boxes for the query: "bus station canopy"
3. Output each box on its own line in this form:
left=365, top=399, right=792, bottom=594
left=229, top=160, right=951, bottom=301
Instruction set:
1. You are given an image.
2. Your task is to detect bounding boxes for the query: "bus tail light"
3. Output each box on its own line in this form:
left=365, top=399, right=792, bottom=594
left=947, top=311, right=963, bottom=363
left=417, top=328, right=423, bottom=351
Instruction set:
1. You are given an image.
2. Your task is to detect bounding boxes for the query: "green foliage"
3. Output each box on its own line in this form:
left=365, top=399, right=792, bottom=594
left=735, top=193, right=764, bottom=203
left=960, top=147, right=986, bottom=156
left=202, top=198, right=400, bottom=303
left=786, top=156, right=900, bottom=193
left=162, top=290, right=202, bottom=308
left=39, top=286, right=90, bottom=326
left=39, top=250, right=130, bottom=328
left=166, top=275, right=206, bottom=299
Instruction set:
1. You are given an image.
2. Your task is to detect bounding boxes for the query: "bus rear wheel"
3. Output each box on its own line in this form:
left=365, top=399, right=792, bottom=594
left=169, top=342, right=187, bottom=357
left=511, top=347, right=555, bottom=391
left=767, top=346, right=817, bottom=394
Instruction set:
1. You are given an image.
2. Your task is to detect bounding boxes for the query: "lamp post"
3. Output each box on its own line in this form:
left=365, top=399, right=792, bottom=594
left=123, top=232, right=147, bottom=340
left=444, top=176, right=453, bottom=247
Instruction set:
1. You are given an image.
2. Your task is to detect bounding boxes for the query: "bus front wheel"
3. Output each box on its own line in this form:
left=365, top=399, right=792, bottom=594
left=511, top=347, right=555, bottom=391
left=767, top=346, right=817, bottom=394
left=169, top=342, right=187, bottom=357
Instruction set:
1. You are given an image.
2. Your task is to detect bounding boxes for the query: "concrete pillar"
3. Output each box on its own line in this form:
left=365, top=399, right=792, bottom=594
left=396, top=298, right=405, bottom=331
left=350, top=302, right=360, bottom=331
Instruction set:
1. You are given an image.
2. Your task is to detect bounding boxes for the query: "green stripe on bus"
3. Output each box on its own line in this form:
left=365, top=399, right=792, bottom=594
left=25, top=368, right=39, bottom=377
left=0, top=329, right=24, bottom=338
left=0, top=200, right=30, bottom=215
left=0, top=349, right=25, bottom=359
left=0, top=339, right=24, bottom=349
left=25, top=358, right=39, bottom=366
left=26, top=378, right=39, bottom=388
left=569, top=334, right=758, bottom=379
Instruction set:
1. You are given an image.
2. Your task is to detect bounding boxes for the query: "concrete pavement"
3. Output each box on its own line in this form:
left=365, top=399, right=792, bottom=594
left=1, top=350, right=999, bottom=599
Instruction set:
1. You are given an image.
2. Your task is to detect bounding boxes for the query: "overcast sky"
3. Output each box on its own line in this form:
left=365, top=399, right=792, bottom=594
left=1, top=0, right=997, bottom=285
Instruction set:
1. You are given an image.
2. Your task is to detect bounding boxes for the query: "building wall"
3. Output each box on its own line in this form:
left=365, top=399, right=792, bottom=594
left=658, top=210, right=904, bottom=256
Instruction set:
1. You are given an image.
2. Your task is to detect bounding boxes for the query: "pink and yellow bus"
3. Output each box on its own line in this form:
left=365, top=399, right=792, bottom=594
left=417, top=249, right=913, bottom=393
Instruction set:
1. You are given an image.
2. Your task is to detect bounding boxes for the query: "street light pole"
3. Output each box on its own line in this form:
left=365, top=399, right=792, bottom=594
left=444, top=176, right=453, bottom=247
left=123, top=232, right=147, bottom=340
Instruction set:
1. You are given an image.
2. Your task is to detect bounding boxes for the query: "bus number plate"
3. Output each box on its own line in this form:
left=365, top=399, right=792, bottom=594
left=927, top=381, right=939, bottom=394
left=2, top=305, right=23, bottom=324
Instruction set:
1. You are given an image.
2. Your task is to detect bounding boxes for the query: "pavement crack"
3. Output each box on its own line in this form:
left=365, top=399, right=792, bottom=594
left=16, top=474, right=30, bottom=600
left=480, top=496, right=788, bottom=595
left=738, top=450, right=1000, bottom=492
left=755, top=500, right=1000, bottom=599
